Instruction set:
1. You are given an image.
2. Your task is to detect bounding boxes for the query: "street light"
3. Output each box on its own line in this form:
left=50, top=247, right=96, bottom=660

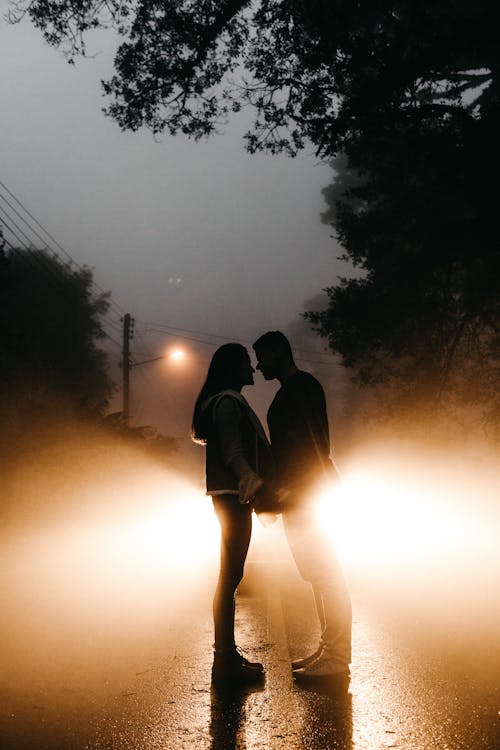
left=169, top=348, right=186, bottom=363
left=130, top=347, right=187, bottom=368
left=124, top=346, right=188, bottom=420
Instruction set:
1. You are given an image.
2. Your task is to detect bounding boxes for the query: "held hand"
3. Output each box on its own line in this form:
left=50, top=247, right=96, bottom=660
left=253, top=482, right=283, bottom=515
left=253, top=482, right=282, bottom=527
left=276, top=487, right=291, bottom=504
left=238, top=472, right=264, bottom=505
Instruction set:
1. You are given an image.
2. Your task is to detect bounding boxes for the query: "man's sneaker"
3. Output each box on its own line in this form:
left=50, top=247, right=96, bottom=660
left=293, top=652, right=350, bottom=680
left=291, top=644, right=324, bottom=671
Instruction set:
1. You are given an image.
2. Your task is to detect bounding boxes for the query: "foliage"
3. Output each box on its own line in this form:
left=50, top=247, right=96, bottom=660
left=307, top=117, right=500, bottom=429
left=10, top=1, right=500, bottom=426
left=307, top=52, right=499, bottom=425
left=9, top=1, right=498, bottom=148
left=0, top=246, right=115, bottom=416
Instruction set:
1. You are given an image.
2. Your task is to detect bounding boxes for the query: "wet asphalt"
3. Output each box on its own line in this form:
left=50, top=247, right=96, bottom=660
left=2, top=561, right=499, bottom=750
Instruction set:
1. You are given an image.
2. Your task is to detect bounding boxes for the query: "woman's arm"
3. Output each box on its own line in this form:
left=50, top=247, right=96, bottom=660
left=214, top=396, right=263, bottom=503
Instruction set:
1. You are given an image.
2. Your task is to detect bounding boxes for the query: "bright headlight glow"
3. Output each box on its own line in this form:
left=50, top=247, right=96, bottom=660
left=3, top=469, right=220, bottom=628
left=316, top=472, right=469, bottom=568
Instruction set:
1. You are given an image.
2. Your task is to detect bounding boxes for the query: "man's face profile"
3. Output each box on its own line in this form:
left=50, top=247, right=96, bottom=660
left=255, top=347, right=278, bottom=380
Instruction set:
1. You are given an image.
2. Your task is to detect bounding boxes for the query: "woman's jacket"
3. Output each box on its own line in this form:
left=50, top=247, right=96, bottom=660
left=202, top=389, right=274, bottom=497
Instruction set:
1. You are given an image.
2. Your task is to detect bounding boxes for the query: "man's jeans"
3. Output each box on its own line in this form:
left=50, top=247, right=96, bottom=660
left=282, top=500, right=352, bottom=668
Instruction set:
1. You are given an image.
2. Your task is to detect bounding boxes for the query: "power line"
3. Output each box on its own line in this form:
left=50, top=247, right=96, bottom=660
left=0, top=197, right=125, bottom=331
left=0, top=214, right=122, bottom=354
left=146, top=326, right=233, bottom=348
left=0, top=179, right=126, bottom=320
left=141, top=320, right=337, bottom=359
left=141, top=321, right=242, bottom=343
left=140, top=323, right=339, bottom=367
left=102, top=319, right=124, bottom=335
left=0, top=180, right=126, bottom=355
left=4, top=247, right=122, bottom=354
left=0, top=217, right=78, bottom=294
left=101, top=330, right=123, bottom=350
left=0, top=181, right=340, bottom=371
left=0, top=201, right=40, bottom=249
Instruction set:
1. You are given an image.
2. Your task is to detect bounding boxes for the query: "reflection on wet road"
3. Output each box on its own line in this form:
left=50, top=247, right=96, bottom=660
left=1, top=559, right=499, bottom=749
left=0, top=479, right=500, bottom=750
left=2, top=440, right=499, bottom=749
left=209, top=682, right=266, bottom=750
left=295, top=680, right=353, bottom=750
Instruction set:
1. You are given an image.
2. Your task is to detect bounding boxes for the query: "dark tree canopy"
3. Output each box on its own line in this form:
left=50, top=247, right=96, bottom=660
left=10, top=0, right=500, bottom=427
left=9, top=1, right=498, bottom=151
left=307, top=113, right=500, bottom=428
left=0, top=245, right=114, bottom=414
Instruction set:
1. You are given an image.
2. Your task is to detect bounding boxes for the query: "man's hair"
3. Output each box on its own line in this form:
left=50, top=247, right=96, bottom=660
left=253, top=330, right=293, bottom=360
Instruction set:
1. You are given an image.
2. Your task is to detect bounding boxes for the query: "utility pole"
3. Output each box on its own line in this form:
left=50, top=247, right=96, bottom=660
left=122, top=313, right=134, bottom=422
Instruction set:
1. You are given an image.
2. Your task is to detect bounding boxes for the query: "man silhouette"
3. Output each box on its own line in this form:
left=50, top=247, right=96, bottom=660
left=253, top=331, right=351, bottom=678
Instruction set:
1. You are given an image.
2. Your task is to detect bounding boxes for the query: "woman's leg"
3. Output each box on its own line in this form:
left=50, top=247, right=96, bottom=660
left=212, top=495, right=252, bottom=652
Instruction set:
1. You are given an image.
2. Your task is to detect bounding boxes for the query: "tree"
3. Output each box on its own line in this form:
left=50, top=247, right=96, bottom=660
left=9, top=1, right=498, bottom=148
left=10, top=1, right=500, bottom=426
left=0, top=245, right=114, bottom=416
left=306, top=122, right=500, bottom=430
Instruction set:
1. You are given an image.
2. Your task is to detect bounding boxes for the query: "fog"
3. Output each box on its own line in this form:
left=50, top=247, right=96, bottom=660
left=0, top=4, right=358, bottom=446
left=0, top=7, right=348, bottom=339
left=2, top=423, right=498, bottom=724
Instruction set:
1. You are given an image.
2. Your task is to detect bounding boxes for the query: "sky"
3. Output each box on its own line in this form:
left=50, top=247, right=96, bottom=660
left=0, top=4, right=351, bottom=435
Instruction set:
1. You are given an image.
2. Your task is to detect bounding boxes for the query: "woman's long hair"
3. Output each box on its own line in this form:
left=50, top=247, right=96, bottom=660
left=191, top=343, right=248, bottom=444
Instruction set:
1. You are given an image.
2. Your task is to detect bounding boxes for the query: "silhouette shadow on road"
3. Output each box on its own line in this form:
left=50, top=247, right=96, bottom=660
left=295, top=675, right=353, bottom=750
left=209, top=679, right=265, bottom=750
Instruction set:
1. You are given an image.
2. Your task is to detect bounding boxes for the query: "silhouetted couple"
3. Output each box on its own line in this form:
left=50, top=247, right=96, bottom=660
left=192, top=331, right=351, bottom=685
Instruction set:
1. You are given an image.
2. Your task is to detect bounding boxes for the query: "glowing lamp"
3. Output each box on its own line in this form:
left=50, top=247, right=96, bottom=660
left=169, top=348, right=186, bottom=363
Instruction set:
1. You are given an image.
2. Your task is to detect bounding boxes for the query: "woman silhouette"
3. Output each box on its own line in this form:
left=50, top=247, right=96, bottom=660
left=192, top=343, right=274, bottom=683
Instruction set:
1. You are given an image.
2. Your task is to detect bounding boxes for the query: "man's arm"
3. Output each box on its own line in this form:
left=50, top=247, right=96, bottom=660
left=289, top=376, right=331, bottom=459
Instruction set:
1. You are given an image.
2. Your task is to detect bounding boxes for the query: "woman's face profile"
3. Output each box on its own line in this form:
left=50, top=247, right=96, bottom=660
left=237, top=351, right=255, bottom=388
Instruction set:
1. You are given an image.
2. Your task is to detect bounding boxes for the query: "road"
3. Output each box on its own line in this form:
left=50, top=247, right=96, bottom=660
left=2, top=555, right=498, bottom=750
